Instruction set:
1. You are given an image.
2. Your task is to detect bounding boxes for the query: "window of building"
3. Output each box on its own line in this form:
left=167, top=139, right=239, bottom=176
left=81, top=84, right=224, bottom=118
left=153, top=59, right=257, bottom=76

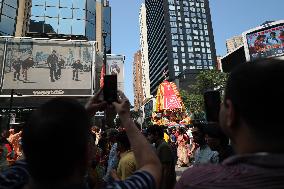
left=201, top=3, right=205, bottom=7
left=174, top=65, right=180, bottom=71
left=169, top=5, right=175, bottom=10
left=207, top=48, right=211, bottom=53
left=187, top=41, right=193, bottom=46
left=181, top=47, right=184, bottom=52
left=190, top=66, right=196, bottom=69
left=172, top=40, right=179, bottom=46
left=171, top=28, right=177, bottom=33
left=188, top=47, right=193, bottom=52
left=174, top=59, right=179, bottom=64
left=173, top=47, right=178, bottom=52
left=189, top=53, right=194, bottom=58
left=173, top=53, right=178, bottom=58
left=183, top=66, right=187, bottom=70
left=170, top=22, right=177, bottom=27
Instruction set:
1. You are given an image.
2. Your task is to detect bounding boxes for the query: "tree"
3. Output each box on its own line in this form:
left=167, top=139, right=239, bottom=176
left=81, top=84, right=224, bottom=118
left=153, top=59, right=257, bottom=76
left=194, top=69, right=228, bottom=94
left=180, top=69, right=228, bottom=119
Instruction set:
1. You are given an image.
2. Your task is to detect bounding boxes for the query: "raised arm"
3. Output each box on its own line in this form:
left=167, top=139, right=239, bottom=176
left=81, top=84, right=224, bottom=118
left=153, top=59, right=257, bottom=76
left=112, top=92, right=161, bottom=188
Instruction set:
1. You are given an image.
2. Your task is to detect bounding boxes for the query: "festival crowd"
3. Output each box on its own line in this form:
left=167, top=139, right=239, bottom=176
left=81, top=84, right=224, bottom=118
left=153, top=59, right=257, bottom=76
left=0, top=58, right=284, bottom=189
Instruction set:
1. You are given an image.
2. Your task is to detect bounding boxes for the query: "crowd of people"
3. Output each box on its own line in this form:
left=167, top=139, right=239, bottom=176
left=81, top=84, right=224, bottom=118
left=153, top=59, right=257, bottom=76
left=0, top=58, right=284, bottom=189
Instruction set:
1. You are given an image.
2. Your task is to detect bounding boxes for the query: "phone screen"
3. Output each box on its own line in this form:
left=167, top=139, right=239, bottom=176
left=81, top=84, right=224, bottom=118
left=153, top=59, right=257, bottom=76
left=103, top=75, right=117, bottom=103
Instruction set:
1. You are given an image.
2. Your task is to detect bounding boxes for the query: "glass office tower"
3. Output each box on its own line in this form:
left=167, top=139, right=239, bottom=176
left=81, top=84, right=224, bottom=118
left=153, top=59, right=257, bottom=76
left=0, top=0, right=19, bottom=36
left=29, top=0, right=96, bottom=40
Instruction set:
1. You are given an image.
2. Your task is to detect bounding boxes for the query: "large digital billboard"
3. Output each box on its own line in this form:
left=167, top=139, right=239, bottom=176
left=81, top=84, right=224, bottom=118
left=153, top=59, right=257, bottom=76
left=1, top=38, right=96, bottom=95
left=245, top=23, right=284, bottom=61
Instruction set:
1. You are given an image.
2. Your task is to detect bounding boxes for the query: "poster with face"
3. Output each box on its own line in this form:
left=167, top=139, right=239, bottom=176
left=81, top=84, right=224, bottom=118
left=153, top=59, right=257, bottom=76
left=1, top=38, right=95, bottom=95
left=246, top=24, right=284, bottom=61
left=106, top=55, right=125, bottom=91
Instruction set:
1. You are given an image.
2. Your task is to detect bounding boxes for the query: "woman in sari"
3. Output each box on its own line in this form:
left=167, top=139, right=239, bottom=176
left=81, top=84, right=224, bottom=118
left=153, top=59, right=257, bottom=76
left=176, top=128, right=189, bottom=167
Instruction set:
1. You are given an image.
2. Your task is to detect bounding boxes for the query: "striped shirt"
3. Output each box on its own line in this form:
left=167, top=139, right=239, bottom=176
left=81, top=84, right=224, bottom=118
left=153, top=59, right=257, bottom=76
left=0, top=161, right=155, bottom=189
left=175, top=153, right=284, bottom=189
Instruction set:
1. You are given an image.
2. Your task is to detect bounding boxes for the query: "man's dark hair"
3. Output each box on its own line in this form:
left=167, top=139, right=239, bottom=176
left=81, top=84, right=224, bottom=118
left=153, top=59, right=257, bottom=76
left=225, top=58, right=284, bottom=138
left=147, top=125, right=164, bottom=139
left=204, top=123, right=229, bottom=146
left=116, top=131, right=131, bottom=150
left=22, top=98, right=91, bottom=184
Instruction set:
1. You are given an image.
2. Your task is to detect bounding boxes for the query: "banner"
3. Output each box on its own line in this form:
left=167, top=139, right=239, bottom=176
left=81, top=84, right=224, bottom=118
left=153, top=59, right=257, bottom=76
left=1, top=38, right=95, bottom=95
left=106, top=55, right=124, bottom=91
left=246, top=24, right=284, bottom=61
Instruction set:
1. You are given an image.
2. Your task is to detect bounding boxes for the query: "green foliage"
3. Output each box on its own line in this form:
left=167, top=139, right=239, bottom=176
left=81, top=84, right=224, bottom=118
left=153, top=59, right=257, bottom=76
left=180, top=69, right=228, bottom=116
left=194, top=69, right=228, bottom=94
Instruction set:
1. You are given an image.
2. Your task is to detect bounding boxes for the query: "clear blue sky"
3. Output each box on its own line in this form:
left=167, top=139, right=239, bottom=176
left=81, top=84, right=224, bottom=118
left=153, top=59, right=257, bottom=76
left=110, top=0, right=284, bottom=104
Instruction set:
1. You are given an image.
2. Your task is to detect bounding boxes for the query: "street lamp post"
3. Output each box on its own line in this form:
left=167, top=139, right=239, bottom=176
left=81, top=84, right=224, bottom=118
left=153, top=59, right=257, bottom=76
left=102, top=32, right=107, bottom=75
left=102, top=32, right=107, bottom=130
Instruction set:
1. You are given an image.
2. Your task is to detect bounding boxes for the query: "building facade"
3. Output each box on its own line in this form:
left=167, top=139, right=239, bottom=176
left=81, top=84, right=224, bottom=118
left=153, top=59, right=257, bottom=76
left=28, top=0, right=96, bottom=40
left=145, top=0, right=217, bottom=95
left=0, top=0, right=31, bottom=36
left=226, top=35, right=243, bottom=53
left=133, top=51, right=144, bottom=111
left=139, top=4, right=151, bottom=103
left=0, top=0, right=111, bottom=46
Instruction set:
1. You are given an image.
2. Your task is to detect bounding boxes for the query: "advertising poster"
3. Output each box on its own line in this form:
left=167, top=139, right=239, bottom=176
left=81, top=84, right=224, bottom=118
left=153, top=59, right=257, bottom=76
left=106, top=55, right=124, bottom=91
left=246, top=24, right=284, bottom=61
left=1, top=38, right=95, bottom=95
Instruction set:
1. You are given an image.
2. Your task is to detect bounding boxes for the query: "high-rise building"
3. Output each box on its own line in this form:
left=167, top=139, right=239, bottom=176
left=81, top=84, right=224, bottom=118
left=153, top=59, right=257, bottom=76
left=216, top=56, right=222, bottom=71
left=96, top=0, right=111, bottom=53
left=0, top=0, right=31, bottom=36
left=0, top=0, right=111, bottom=47
left=145, top=0, right=217, bottom=95
left=226, top=35, right=243, bottom=54
left=133, top=50, right=144, bottom=111
left=139, top=4, right=151, bottom=103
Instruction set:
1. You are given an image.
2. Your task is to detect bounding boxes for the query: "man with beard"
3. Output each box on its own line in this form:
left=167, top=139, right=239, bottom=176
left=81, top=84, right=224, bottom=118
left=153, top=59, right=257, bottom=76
left=47, top=50, right=58, bottom=82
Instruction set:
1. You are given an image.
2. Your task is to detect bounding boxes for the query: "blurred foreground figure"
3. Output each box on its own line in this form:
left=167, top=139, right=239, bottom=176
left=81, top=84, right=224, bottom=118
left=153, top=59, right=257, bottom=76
left=176, top=58, right=284, bottom=189
left=0, top=91, right=161, bottom=189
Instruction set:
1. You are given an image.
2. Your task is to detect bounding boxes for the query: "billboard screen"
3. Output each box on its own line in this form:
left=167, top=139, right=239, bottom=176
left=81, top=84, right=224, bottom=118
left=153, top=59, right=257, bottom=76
left=246, top=24, right=284, bottom=61
left=106, top=55, right=124, bottom=91
left=1, top=39, right=95, bottom=96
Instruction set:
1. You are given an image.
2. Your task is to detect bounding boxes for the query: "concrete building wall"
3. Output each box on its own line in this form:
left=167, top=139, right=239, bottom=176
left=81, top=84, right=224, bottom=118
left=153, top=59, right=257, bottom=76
left=133, top=51, right=144, bottom=111
left=139, top=4, right=151, bottom=103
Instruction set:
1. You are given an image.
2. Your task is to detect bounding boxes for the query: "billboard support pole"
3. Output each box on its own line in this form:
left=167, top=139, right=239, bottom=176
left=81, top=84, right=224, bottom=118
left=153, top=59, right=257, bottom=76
left=102, top=32, right=107, bottom=130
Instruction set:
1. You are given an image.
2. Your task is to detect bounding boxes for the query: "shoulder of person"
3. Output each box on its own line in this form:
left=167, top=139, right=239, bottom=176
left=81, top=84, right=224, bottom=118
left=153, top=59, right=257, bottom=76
left=176, top=164, right=228, bottom=187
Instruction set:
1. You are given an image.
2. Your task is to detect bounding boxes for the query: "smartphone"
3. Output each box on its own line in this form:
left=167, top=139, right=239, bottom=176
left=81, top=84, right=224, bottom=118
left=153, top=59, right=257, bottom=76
left=103, top=75, right=117, bottom=103
left=204, top=90, right=221, bottom=122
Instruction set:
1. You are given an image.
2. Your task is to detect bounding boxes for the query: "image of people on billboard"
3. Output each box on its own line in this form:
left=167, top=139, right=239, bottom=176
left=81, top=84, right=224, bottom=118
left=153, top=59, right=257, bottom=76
left=1, top=39, right=95, bottom=95
left=246, top=25, right=284, bottom=61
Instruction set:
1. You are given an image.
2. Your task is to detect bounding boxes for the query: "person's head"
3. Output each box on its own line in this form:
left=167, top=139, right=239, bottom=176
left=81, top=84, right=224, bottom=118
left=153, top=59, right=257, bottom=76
left=107, top=129, right=118, bottom=143
left=179, top=127, right=185, bottom=135
left=219, top=58, right=284, bottom=153
left=147, top=125, right=164, bottom=144
left=52, top=50, right=56, bottom=54
left=204, top=123, right=229, bottom=151
left=270, top=32, right=276, bottom=38
left=257, top=35, right=265, bottom=41
left=192, top=123, right=206, bottom=145
left=22, top=98, right=92, bottom=186
left=76, top=60, right=81, bottom=64
left=116, top=131, right=131, bottom=152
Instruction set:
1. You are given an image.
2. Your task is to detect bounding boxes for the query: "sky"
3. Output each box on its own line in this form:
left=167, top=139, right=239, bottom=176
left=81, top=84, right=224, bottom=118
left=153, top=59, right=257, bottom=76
left=110, top=0, right=284, bottom=104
